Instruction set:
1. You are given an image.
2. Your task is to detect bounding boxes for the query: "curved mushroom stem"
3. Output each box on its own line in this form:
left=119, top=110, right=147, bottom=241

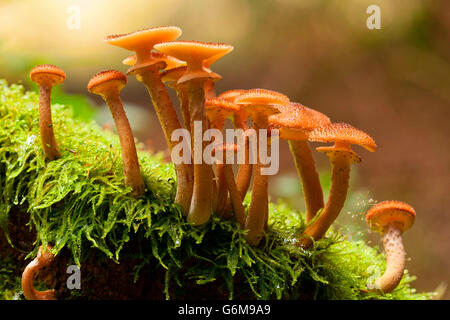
left=38, top=85, right=61, bottom=160
left=104, top=94, right=145, bottom=197
left=22, top=246, right=57, bottom=300
left=375, top=225, right=406, bottom=293
left=138, top=67, right=193, bottom=215
left=299, top=151, right=350, bottom=248
left=187, top=78, right=213, bottom=226
left=288, top=140, right=324, bottom=222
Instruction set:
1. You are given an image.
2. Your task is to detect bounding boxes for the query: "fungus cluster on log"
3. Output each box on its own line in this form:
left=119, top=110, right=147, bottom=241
left=23, top=26, right=417, bottom=299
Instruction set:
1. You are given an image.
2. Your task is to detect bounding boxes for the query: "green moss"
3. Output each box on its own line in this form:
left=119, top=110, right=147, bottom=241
left=0, top=80, right=434, bottom=300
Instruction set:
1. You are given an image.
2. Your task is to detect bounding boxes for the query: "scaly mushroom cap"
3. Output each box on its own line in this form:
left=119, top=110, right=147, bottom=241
left=154, top=41, right=233, bottom=84
left=268, top=102, right=331, bottom=140
left=30, top=64, right=66, bottom=87
left=309, top=122, right=376, bottom=163
left=205, top=97, right=240, bottom=128
left=218, top=89, right=248, bottom=102
left=234, top=89, right=288, bottom=121
left=122, top=51, right=186, bottom=70
left=234, top=88, right=290, bottom=106
left=87, top=70, right=127, bottom=96
left=366, top=200, right=416, bottom=233
left=106, top=26, right=182, bottom=73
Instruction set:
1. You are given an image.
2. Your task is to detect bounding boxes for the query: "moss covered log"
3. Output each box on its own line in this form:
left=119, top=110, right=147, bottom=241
left=0, top=80, right=433, bottom=300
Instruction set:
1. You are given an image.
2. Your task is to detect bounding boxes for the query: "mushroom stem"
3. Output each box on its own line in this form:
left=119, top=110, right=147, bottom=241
left=234, top=111, right=252, bottom=199
left=139, top=67, right=193, bottom=215
left=299, top=152, right=350, bottom=248
left=245, top=118, right=269, bottom=246
left=22, top=246, right=56, bottom=300
left=223, top=164, right=246, bottom=228
left=288, top=140, right=324, bottom=222
left=376, top=225, right=406, bottom=293
left=215, top=163, right=228, bottom=215
left=104, top=94, right=145, bottom=197
left=176, top=86, right=191, bottom=133
left=38, top=84, right=61, bottom=160
left=187, top=78, right=213, bottom=226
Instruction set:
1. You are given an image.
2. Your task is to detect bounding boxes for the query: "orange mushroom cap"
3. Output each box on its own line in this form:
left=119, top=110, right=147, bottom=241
left=105, top=26, right=182, bottom=73
left=205, top=97, right=241, bottom=128
left=366, top=200, right=416, bottom=233
left=87, top=70, right=127, bottom=95
left=154, top=41, right=233, bottom=84
left=30, top=64, right=66, bottom=86
left=234, top=88, right=290, bottom=106
left=308, top=122, right=376, bottom=163
left=268, top=103, right=331, bottom=140
left=218, top=89, right=248, bottom=102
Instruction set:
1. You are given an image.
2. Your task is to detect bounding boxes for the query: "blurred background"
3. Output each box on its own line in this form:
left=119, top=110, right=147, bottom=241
left=0, top=0, right=448, bottom=298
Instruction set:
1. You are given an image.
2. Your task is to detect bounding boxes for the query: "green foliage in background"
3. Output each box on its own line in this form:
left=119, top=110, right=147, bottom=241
left=0, top=81, right=434, bottom=300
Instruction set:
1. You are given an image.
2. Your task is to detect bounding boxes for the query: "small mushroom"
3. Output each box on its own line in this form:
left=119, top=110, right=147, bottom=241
left=299, top=122, right=376, bottom=248
left=218, top=89, right=252, bottom=199
left=212, top=143, right=246, bottom=228
left=235, top=89, right=289, bottom=245
left=205, top=98, right=241, bottom=215
left=30, top=64, right=66, bottom=160
left=88, top=70, right=145, bottom=197
left=268, top=102, right=330, bottom=222
left=366, top=200, right=416, bottom=293
left=155, top=40, right=234, bottom=226
left=106, top=26, right=193, bottom=214
left=22, top=246, right=56, bottom=300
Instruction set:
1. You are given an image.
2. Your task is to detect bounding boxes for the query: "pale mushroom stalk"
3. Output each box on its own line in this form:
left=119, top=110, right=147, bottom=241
left=299, top=151, right=350, bottom=248
left=186, top=78, right=213, bottom=226
left=139, top=67, right=194, bottom=214
left=289, top=140, right=324, bottom=222
left=377, top=225, right=406, bottom=293
left=365, top=200, right=415, bottom=293
left=22, top=246, right=56, bottom=300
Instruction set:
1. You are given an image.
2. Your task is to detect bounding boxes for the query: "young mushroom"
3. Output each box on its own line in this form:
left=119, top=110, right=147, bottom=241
left=154, top=40, right=234, bottom=226
left=205, top=97, right=241, bottom=216
left=268, top=102, right=330, bottom=222
left=30, top=64, right=66, bottom=160
left=22, top=246, right=56, bottom=300
left=366, top=200, right=416, bottom=293
left=87, top=70, right=145, bottom=197
left=105, top=26, right=193, bottom=214
left=299, top=122, right=376, bottom=248
left=235, top=89, right=289, bottom=246
left=217, top=89, right=252, bottom=199
left=212, top=143, right=246, bottom=228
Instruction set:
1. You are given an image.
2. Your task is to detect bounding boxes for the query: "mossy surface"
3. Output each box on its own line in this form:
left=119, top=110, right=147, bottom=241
left=0, top=80, right=434, bottom=300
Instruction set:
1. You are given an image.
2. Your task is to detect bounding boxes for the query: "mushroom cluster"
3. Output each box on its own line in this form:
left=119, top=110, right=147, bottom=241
left=25, top=25, right=417, bottom=298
